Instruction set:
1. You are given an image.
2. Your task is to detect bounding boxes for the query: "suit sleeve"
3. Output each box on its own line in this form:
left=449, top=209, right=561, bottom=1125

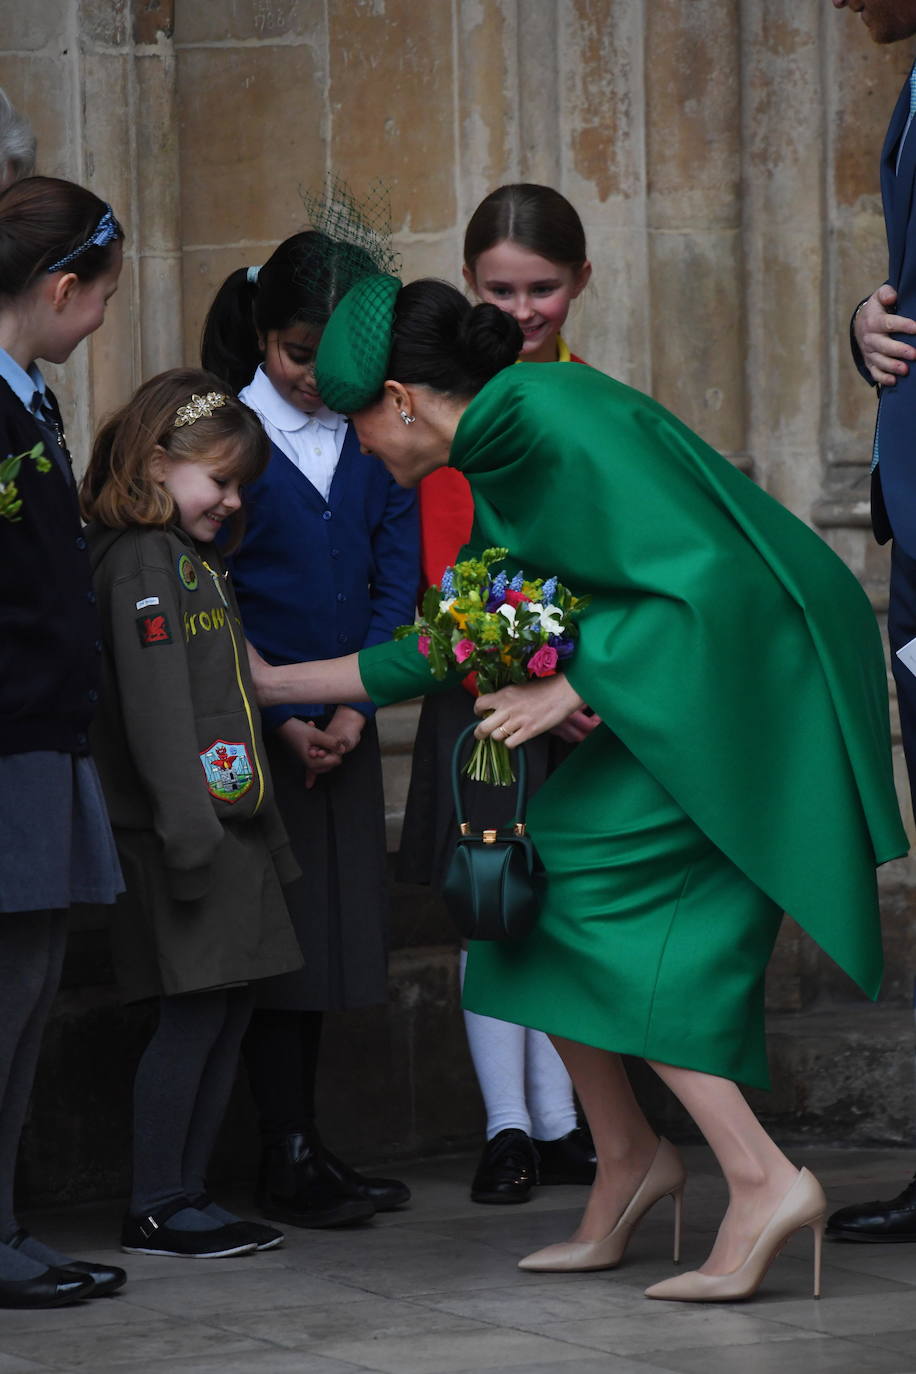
left=107, top=559, right=224, bottom=900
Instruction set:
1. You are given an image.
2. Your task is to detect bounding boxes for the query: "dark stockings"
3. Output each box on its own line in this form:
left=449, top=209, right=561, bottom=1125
left=0, top=911, right=68, bottom=1278
left=130, top=984, right=254, bottom=1224
left=242, top=1008, right=323, bottom=1140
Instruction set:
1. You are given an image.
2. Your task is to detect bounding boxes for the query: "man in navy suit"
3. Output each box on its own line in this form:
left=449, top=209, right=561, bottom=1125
left=829, top=0, right=916, bottom=1242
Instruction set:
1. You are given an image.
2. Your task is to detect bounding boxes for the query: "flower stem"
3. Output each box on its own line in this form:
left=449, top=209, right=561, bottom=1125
left=463, top=736, right=516, bottom=787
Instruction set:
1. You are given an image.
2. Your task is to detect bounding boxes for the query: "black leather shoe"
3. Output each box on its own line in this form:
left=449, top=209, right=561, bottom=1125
left=0, top=1267, right=93, bottom=1308
left=313, top=1146, right=411, bottom=1212
left=121, top=1198, right=259, bottom=1257
left=6, top=1228, right=126, bottom=1298
left=827, top=1175, right=916, bottom=1242
left=258, top=1134, right=376, bottom=1229
left=60, top=1260, right=128, bottom=1296
left=533, top=1126, right=597, bottom=1186
left=471, top=1128, right=538, bottom=1204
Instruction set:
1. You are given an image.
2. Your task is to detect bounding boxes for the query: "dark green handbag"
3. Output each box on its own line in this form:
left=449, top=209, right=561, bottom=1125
left=441, top=723, right=546, bottom=941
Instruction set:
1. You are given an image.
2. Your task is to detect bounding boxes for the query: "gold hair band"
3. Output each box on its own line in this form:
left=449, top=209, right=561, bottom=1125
left=174, top=392, right=228, bottom=428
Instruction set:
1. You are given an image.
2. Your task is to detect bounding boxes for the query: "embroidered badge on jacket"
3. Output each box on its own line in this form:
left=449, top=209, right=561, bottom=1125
left=137, top=613, right=172, bottom=647
left=199, top=740, right=253, bottom=802
left=178, top=553, right=199, bottom=591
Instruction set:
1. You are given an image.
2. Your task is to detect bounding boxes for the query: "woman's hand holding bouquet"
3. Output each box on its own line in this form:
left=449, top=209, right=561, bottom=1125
left=395, top=547, right=590, bottom=784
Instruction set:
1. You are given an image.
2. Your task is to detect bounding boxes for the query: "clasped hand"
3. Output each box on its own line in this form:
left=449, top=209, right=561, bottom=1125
left=855, top=284, right=916, bottom=386
left=277, top=706, right=366, bottom=790
left=473, top=674, right=595, bottom=748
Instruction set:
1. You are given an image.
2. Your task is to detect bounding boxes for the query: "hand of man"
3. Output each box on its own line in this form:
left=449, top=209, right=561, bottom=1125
left=550, top=707, right=602, bottom=745
left=855, top=284, right=916, bottom=385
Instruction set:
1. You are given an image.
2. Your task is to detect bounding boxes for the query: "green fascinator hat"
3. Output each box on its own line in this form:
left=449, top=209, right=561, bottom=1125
left=314, top=272, right=402, bottom=415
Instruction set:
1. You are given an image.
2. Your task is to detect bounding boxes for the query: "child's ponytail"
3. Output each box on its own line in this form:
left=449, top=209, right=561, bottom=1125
left=201, top=230, right=385, bottom=393
left=200, top=267, right=261, bottom=394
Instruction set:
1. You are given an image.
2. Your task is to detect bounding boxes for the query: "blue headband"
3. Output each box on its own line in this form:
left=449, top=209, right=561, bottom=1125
left=46, top=206, right=120, bottom=275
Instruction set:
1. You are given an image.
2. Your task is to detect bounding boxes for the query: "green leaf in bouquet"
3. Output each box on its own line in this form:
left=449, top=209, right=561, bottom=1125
left=422, top=583, right=441, bottom=622
left=428, top=636, right=450, bottom=679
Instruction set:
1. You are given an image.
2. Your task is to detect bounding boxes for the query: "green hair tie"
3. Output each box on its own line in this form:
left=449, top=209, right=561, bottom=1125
left=315, top=273, right=402, bottom=415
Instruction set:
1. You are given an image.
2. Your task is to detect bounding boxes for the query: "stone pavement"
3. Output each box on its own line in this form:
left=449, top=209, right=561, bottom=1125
left=6, top=1146, right=916, bottom=1373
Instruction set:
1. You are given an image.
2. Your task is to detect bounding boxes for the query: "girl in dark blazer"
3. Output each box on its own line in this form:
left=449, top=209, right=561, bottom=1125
left=0, top=176, right=125, bottom=1306
left=202, top=228, right=419, bottom=1227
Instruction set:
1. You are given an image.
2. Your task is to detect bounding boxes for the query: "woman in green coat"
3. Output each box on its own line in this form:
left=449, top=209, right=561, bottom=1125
left=255, top=274, right=908, bottom=1303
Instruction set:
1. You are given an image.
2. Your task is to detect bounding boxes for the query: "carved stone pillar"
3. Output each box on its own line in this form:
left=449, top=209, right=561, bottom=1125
left=560, top=0, right=649, bottom=387
left=646, top=0, right=744, bottom=458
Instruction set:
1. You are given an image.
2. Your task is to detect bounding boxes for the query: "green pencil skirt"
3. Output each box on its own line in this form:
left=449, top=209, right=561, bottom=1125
left=461, top=722, right=784, bottom=1089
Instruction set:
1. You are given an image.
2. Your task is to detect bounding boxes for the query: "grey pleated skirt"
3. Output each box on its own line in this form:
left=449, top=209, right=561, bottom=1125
left=0, top=751, right=122, bottom=913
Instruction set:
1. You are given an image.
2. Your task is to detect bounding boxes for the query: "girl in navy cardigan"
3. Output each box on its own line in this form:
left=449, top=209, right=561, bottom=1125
left=202, top=229, right=418, bottom=1227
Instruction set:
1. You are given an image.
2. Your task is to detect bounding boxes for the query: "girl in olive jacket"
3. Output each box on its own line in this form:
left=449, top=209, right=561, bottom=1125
left=82, top=368, right=301, bottom=1260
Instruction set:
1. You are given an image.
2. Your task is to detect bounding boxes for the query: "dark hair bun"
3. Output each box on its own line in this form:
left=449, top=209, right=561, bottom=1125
left=386, top=278, right=519, bottom=400
left=458, top=303, right=522, bottom=381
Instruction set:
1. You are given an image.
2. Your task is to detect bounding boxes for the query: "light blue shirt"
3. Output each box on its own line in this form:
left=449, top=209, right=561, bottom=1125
left=0, top=346, right=46, bottom=414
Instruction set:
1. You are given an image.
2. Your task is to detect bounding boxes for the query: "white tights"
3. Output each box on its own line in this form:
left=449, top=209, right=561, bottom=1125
left=459, top=948, right=577, bottom=1141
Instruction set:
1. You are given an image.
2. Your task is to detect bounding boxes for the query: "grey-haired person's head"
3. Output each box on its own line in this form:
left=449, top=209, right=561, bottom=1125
left=0, top=89, right=36, bottom=190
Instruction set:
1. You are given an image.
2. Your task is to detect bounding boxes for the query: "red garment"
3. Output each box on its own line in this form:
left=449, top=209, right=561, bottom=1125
left=417, top=352, right=585, bottom=595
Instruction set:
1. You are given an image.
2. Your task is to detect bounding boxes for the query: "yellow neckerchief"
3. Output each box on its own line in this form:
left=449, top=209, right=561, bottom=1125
left=514, top=334, right=574, bottom=365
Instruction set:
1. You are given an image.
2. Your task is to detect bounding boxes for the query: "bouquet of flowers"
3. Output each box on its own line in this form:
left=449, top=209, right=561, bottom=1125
left=395, top=547, right=590, bottom=785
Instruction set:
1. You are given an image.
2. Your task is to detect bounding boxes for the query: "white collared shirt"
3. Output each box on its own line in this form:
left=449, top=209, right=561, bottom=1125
left=239, top=365, right=346, bottom=502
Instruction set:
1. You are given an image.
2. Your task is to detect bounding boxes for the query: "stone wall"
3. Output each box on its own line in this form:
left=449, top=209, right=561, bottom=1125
left=3, top=1, right=916, bottom=1199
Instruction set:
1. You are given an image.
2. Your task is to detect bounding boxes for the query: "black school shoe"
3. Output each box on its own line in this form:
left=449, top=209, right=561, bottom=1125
left=0, top=1267, right=93, bottom=1309
left=533, top=1126, right=598, bottom=1186
left=471, top=1128, right=539, bottom=1204
left=258, top=1134, right=376, bottom=1229
left=6, top=1228, right=126, bottom=1297
left=827, top=1175, right=916, bottom=1242
left=121, top=1198, right=259, bottom=1257
left=187, top=1194, right=284, bottom=1252
left=312, top=1145, right=411, bottom=1213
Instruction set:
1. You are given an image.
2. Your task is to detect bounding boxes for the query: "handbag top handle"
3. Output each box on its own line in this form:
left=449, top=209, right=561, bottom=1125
left=451, top=721, right=528, bottom=832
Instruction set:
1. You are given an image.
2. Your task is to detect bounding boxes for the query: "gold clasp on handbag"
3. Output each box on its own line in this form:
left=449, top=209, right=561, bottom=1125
left=459, top=822, right=470, bottom=836
left=482, top=829, right=498, bottom=844
left=514, top=822, right=526, bottom=836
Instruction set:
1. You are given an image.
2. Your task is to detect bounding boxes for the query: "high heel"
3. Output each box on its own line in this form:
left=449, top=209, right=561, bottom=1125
left=645, top=1166, right=827, bottom=1302
left=518, top=1137, right=686, bottom=1272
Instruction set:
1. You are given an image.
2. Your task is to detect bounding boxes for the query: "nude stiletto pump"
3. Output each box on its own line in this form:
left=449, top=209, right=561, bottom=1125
left=644, top=1166, right=827, bottom=1302
left=517, top=1136, right=686, bottom=1272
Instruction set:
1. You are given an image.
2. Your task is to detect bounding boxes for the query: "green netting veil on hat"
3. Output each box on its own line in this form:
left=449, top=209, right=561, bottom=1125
left=314, top=272, right=402, bottom=415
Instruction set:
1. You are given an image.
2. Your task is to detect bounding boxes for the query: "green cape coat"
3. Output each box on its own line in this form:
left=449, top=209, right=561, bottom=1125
left=363, top=362, right=907, bottom=1000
